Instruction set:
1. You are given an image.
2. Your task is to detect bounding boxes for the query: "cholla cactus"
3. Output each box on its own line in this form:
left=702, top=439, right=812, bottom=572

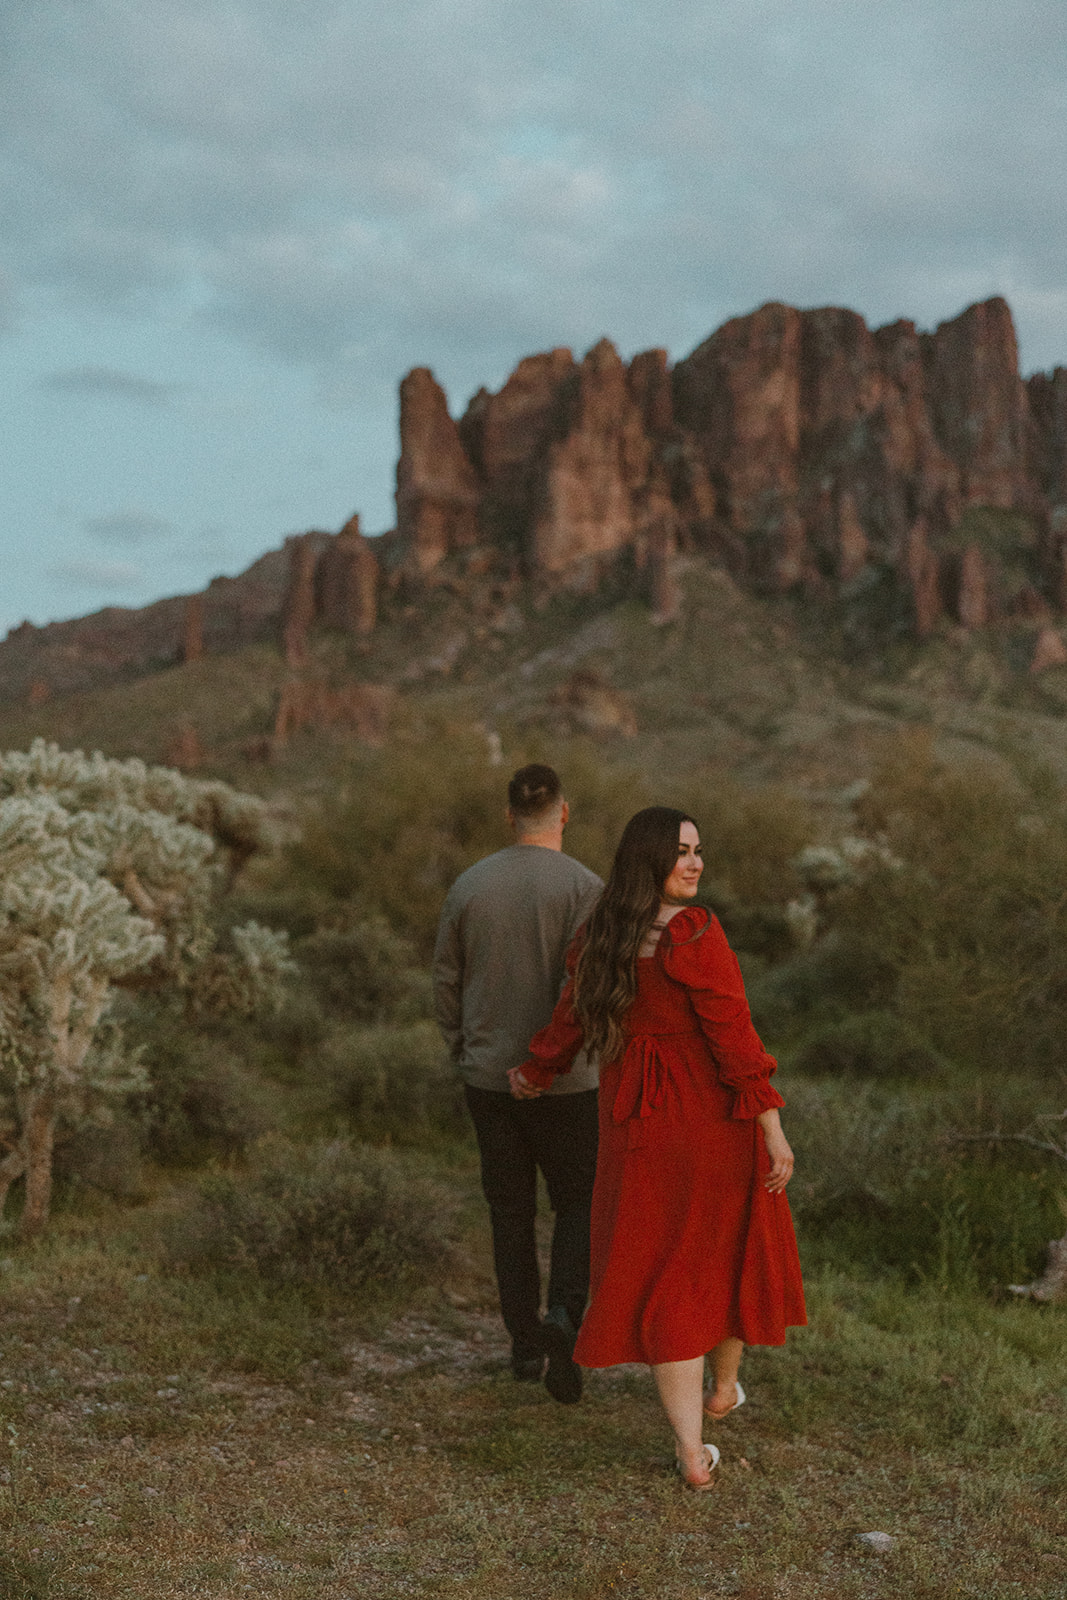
left=794, top=835, right=902, bottom=893
left=0, top=742, right=287, bottom=1235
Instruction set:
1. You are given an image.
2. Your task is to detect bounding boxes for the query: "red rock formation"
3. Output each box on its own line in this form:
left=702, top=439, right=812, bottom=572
left=165, top=722, right=205, bottom=770
left=956, top=543, right=989, bottom=630
left=550, top=668, right=638, bottom=737
left=383, top=296, right=1061, bottom=637
left=1027, top=366, right=1067, bottom=509
left=460, top=348, right=575, bottom=553
left=396, top=368, right=480, bottom=574
left=926, top=298, right=1028, bottom=510
left=0, top=541, right=315, bottom=705
left=3, top=295, right=1067, bottom=715
left=272, top=679, right=395, bottom=746
left=316, top=514, right=379, bottom=637
left=628, top=348, right=674, bottom=436
left=1031, top=626, right=1067, bottom=674
left=837, top=491, right=869, bottom=584
left=281, top=533, right=319, bottom=665
left=905, top=518, right=942, bottom=638
left=674, top=302, right=803, bottom=588
left=532, top=340, right=652, bottom=575
left=182, top=594, right=204, bottom=663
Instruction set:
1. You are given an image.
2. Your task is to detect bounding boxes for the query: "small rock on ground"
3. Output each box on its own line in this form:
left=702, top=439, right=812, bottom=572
left=857, top=1531, right=895, bottom=1552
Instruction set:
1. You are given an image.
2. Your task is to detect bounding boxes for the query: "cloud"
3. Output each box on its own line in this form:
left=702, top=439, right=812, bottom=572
left=50, top=559, right=144, bottom=592
left=1, top=0, right=1066, bottom=387
left=82, top=509, right=175, bottom=546
left=38, top=365, right=179, bottom=405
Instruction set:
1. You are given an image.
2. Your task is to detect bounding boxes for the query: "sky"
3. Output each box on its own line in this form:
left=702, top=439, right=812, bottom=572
left=2, top=0, right=1066, bottom=635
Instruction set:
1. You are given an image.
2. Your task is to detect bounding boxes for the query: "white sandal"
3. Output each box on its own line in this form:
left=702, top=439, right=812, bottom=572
left=675, top=1442, right=720, bottom=1490
left=704, top=1381, right=746, bottom=1420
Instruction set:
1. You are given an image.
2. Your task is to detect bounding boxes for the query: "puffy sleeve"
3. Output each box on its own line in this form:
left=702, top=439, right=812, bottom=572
left=517, top=935, right=587, bottom=1089
left=661, top=907, right=784, bottom=1120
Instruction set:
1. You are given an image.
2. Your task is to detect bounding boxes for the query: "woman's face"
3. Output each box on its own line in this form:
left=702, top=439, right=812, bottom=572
left=662, top=821, right=703, bottom=902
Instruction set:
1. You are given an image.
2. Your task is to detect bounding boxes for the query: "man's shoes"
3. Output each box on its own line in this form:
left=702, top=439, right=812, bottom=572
left=540, top=1305, right=583, bottom=1405
left=511, top=1353, right=546, bottom=1382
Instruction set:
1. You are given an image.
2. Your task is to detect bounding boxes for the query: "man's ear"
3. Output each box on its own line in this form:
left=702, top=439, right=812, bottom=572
left=560, top=799, right=570, bottom=828
left=505, top=806, right=516, bottom=830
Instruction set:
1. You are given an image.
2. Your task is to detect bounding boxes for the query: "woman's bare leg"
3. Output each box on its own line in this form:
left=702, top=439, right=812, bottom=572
left=652, top=1357, right=712, bottom=1484
left=704, top=1337, right=744, bottom=1417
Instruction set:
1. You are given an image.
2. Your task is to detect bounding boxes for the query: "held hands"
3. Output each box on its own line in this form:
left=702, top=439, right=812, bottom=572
left=757, top=1110, right=795, bottom=1194
left=508, top=1066, right=546, bottom=1100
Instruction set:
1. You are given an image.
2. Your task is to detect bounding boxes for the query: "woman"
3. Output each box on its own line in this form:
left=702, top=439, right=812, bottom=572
left=508, top=807, right=805, bottom=1489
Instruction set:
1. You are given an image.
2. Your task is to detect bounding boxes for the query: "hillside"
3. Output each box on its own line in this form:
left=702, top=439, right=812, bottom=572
left=6, top=559, right=1067, bottom=825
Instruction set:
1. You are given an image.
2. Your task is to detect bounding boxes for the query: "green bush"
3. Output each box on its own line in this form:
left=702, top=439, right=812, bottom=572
left=297, top=913, right=431, bottom=1024
left=784, top=1078, right=1065, bottom=1288
left=786, top=1079, right=948, bottom=1220
left=284, top=728, right=515, bottom=954
left=791, top=1009, right=949, bottom=1081
left=680, top=779, right=814, bottom=908
left=53, top=1115, right=148, bottom=1201
left=322, top=1021, right=466, bottom=1140
left=167, top=1137, right=456, bottom=1293
left=748, top=931, right=895, bottom=1037
left=838, top=735, right=1067, bottom=1080
left=130, top=1020, right=277, bottom=1164
left=281, top=727, right=656, bottom=955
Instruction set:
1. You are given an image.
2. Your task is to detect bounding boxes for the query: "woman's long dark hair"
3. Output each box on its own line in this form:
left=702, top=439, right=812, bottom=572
left=573, top=806, right=698, bottom=1064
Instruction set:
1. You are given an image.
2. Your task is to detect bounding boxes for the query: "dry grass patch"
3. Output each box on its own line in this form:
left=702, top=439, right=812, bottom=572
left=0, top=1204, right=1064, bottom=1600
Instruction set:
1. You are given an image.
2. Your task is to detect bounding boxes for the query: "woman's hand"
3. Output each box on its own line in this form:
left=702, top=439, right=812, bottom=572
left=508, top=1066, right=546, bottom=1100
left=757, top=1109, right=794, bottom=1193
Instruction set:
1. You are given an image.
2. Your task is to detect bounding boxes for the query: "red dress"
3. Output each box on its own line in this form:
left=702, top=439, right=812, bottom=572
left=520, top=906, right=806, bottom=1367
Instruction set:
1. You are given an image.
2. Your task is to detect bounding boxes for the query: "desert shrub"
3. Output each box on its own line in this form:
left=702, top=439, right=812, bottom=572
left=283, top=726, right=656, bottom=954
left=748, top=930, right=895, bottom=1038
left=53, top=1114, right=148, bottom=1201
left=791, top=1010, right=949, bottom=1081
left=785, top=1079, right=1065, bottom=1287
left=129, top=1019, right=276, bottom=1164
left=322, top=1021, right=466, bottom=1140
left=835, top=734, right=1067, bottom=1080
left=285, top=727, right=515, bottom=953
left=252, top=988, right=330, bottom=1066
left=278, top=721, right=819, bottom=959
left=706, top=899, right=798, bottom=964
left=297, top=913, right=431, bottom=1024
left=786, top=1079, right=949, bottom=1221
left=681, top=779, right=815, bottom=908
left=167, top=1137, right=455, bottom=1294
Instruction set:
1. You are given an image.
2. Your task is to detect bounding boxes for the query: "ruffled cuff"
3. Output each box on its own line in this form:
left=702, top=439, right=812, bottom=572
left=518, top=1058, right=558, bottom=1091
left=730, top=1081, right=785, bottom=1120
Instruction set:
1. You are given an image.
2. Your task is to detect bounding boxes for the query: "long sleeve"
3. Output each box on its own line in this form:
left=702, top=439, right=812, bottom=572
left=661, top=908, right=783, bottom=1120
left=431, top=890, right=464, bottom=1062
left=518, top=942, right=588, bottom=1089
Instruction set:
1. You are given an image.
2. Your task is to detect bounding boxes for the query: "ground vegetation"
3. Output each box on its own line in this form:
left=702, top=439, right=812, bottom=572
left=0, top=582, right=1065, bottom=1596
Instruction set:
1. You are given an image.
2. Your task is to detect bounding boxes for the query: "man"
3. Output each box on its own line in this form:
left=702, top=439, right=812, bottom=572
left=433, top=763, right=602, bottom=1404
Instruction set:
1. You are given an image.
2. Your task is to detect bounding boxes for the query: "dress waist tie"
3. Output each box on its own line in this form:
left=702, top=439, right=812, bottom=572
left=611, top=1032, right=687, bottom=1150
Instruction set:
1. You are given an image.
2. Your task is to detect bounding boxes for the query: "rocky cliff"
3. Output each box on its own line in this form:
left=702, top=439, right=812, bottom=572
left=397, top=295, right=1067, bottom=638
left=4, top=295, right=1066, bottom=706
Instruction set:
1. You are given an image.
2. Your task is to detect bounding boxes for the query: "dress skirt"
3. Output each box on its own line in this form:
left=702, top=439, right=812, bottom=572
left=521, top=907, right=807, bottom=1367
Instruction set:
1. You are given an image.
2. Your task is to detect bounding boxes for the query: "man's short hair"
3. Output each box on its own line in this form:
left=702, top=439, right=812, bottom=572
left=507, top=763, right=563, bottom=821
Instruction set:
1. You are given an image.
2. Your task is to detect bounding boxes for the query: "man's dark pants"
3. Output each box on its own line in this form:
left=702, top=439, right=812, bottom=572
left=464, top=1085, right=598, bottom=1362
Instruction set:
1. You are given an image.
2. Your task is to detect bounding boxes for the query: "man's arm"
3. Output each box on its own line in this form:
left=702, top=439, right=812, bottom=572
left=431, top=896, right=464, bottom=1061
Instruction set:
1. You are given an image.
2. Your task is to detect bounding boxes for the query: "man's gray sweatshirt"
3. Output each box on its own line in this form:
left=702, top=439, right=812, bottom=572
left=432, top=844, right=603, bottom=1094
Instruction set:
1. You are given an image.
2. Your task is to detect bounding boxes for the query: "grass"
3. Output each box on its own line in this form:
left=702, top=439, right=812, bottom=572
left=0, top=1170, right=1064, bottom=1599
left=2, top=569, right=1067, bottom=1596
